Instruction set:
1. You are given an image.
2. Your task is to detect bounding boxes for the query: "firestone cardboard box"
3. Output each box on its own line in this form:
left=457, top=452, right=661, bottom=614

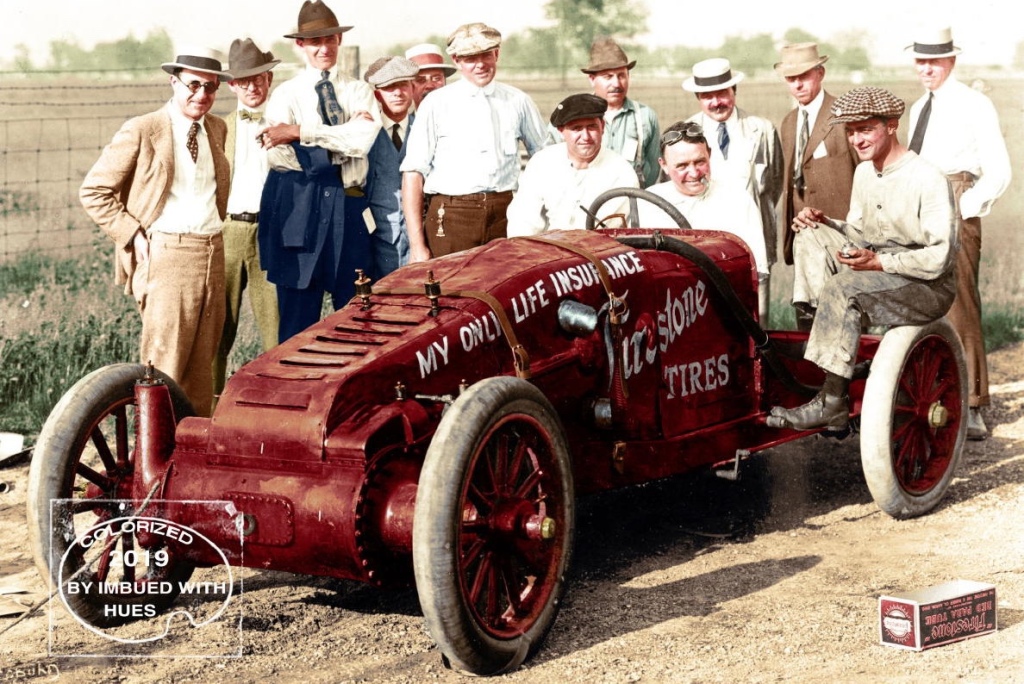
left=879, top=580, right=996, bottom=651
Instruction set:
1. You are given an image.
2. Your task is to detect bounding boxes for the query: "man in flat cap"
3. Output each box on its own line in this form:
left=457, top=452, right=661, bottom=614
left=685, top=57, right=783, bottom=313
left=774, top=43, right=858, bottom=331
left=258, top=0, right=381, bottom=342
left=769, top=87, right=957, bottom=431
left=638, top=121, right=768, bottom=279
left=507, top=93, right=638, bottom=236
left=364, top=56, right=419, bottom=277
left=80, top=46, right=232, bottom=417
left=581, top=37, right=660, bottom=188
left=905, top=26, right=1011, bottom=439
left=213, top=38, right=281, bottom=402
left=404, top=43, right=455, bottom=108
left=401, top=22, right=547, bottom=260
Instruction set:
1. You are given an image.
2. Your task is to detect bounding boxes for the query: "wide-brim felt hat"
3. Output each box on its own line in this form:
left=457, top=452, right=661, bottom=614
left=581, top=37, right=636, bottom=74
left=774, top=42, right=828, bottom=77
left=905, top=26, right=962, bottom=58
left=683, top=58, right=744, bottom=92
left=284, top=0, right=352, bottom=39
left=227, top=38, right=280, bottom=80
left=829, top=86, right=905, bottom=124
left=405, top=43, right=457, bottom=76
left=161, top=46, right=232, bottom=82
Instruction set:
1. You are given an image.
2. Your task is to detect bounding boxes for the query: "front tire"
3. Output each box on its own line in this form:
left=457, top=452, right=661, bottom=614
left=27, top=364, right=196, bottom=626
left=413, top=377, right=575, bottom=675
left=860, top=320, right=967, bottom=519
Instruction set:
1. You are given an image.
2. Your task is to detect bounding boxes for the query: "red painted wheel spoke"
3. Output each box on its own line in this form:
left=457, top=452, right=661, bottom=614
left=90, top=425, right=119, bottom=475
left=498, top=557, right=523, bottom=617
left=76, top=462, right=114, bottom=491
left=493, top=432, right=511, bottom=495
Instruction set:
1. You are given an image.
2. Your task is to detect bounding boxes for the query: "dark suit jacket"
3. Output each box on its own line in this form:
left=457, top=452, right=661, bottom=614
left=779, top=91, right=858, bottom=264
left=80, top=106, right=230, bottom=292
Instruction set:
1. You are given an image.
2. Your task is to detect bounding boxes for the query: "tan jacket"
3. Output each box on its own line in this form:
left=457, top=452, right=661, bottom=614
left=80, top=106, right=230, bottom=293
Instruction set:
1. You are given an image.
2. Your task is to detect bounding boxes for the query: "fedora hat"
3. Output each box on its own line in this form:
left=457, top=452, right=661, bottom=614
left=774, top=43, right=828, bottom=77
left=581, top=37, right=636, bottom=74
left=683, top=58, right=744, bottom=93
left=161, top=45, right=232, bottom=82
left=405, top=43, right=456, bottom=76
left=227, top=38, right=280, bottom=80
left=906, top=26, right=961, bottom=58
left=284, top=0, right=352, bottom=40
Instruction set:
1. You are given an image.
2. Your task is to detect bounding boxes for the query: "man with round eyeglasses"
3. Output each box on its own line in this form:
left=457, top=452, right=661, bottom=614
left=80, top=46, right=232, bottom=417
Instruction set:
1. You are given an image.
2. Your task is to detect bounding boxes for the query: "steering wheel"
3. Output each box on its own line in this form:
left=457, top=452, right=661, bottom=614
left=585, top=187, right=692, bottom=231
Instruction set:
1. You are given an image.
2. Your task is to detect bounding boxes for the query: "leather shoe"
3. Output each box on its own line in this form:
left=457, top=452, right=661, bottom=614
left=768, top=391, right=849, bottom=431
left=967, top=407, right=988, bottom=441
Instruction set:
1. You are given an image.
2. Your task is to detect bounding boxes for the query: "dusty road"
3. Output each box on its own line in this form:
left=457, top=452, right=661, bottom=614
left=2, top=343, right=1023, bottom=683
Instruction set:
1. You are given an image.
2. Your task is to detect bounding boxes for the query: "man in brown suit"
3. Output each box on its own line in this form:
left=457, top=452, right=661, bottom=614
left=80, top=47, right=232, bottom=417
left=775, top=43, right=858, bottom=330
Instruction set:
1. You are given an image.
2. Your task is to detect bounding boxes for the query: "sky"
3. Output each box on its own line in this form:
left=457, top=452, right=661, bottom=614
left=1, top=0, right=1017, bottom=68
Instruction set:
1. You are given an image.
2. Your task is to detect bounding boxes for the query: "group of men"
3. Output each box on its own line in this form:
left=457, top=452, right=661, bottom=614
left=80, top=0, right=1008, bottom=441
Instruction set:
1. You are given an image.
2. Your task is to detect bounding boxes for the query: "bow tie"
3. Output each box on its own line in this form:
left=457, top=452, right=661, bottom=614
left=239, top=110, right=263, bottom=122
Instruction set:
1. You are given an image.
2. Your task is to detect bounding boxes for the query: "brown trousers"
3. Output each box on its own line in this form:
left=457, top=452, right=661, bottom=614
left=425, top=192, right=513, bottom=257
left=134, top=232, right=226, bottom=417
left=946, top=175, right=988, bottom=407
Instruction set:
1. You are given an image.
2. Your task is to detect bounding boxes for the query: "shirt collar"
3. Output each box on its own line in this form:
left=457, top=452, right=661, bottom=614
left=800, top=88, right=825, bottom=122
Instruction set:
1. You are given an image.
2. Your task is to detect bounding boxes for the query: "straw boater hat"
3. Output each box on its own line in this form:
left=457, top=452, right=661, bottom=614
left=161, top=45, right=232, bottom=82
left=284, top=0, right=352, bottom=39
left=405, top=43, right=457, bottom=76
left=828, top=86, right=905, bottom=124
left=682, top=58, right=744, bottom=92
left=364, top=56, right=420, bottom=88
left=550, top=93, right=608, bottom=128
left=446, top=23, right=502, bottom=57
left=774, top=43, right=829, bottom=78
left=906, top=26, right=962, bottom=58
left=581, top=37, right=636, bottom=74
left=227, top=38, right=280, bottom=79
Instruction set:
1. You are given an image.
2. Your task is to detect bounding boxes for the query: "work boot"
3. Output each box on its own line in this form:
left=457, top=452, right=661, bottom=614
left=967, top=407, right=988, bottom=441
left=794, top=302, right=816, bottom=332
left=768, top=390, right=850, bottom=430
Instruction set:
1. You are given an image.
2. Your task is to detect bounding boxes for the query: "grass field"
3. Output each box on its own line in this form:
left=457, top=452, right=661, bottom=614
left=1, top=72, right=1022, bottom=436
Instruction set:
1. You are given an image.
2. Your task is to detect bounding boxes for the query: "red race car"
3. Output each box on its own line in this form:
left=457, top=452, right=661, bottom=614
left=28, top=189, right=966, bottom=675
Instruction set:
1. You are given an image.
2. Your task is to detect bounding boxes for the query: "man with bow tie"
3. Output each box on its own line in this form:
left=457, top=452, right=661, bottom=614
left=258, top=0, right=381, bottom=342
left=212, top=37, right=281, bottom=402
left=400, top=22, right=547, bottom=261
left=80, top=46, right=231, bottom=417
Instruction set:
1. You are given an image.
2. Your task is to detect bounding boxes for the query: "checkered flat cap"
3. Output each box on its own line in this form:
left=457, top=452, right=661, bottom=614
left=364, top=56, right=419, bottom=88
left=830, top=86, right=905, bottom=124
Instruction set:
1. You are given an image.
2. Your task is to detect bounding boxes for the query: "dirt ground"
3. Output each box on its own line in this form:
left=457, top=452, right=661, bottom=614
left=2, top=343, right=1023, bottom=684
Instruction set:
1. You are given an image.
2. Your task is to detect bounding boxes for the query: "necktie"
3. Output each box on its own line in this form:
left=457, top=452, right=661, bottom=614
left=794, top=109, right=809, bottom=193
left=239, top=110, right=262, bottom=122
left=315, top=70, right=343, bottom=126
left=909, top=92, right=933, bottom=154
left=186, top=122, right=199, bottom=163
left=717, top=122, right=730, bottom=160
left=391, top=123, right=402, bottom=150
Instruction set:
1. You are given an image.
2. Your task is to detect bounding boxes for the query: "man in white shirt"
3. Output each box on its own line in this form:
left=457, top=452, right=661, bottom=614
left=769, top=87, right=956, bottom=431
left=905, top=26, right=1012, bottom=440
left=507, top=94, right=638, bottom=236
left=639, top=121, right=769, bottom=315
left=213, top=38, right=280, bottom=400
left=401, top=22, right=547, bottom=260
left=80, top=47, right=231, bottom=416
left=257, top=0, right=381, bottom=342
left=684, top=58, right=783, bottom=274
left=364, top=55, right=419, bottom=277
